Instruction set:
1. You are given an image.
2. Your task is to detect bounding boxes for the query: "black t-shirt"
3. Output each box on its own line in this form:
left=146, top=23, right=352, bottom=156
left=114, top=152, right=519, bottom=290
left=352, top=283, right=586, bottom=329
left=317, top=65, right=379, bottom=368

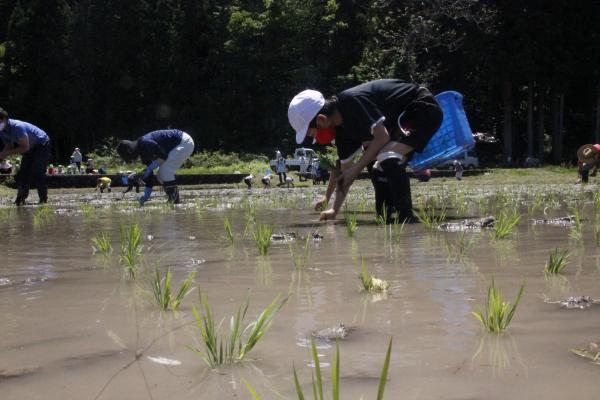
left=137, top=129, right=183, bottom=165
left=334, top=126, right=363, bottom=164
left=337, top=79, right=419, bottom=144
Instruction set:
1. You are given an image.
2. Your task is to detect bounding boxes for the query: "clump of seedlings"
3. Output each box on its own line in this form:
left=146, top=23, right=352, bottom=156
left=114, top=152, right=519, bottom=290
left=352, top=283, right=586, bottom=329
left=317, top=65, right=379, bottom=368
left=120, top=223, right=143, bottom=279
left=289, top=232, right=311, bottom=268
left=472, top=278, right=525, bottom=333
left=492, top=209, right=520, bottom=239
left=358, top=258, right=390, bottom=292
left=223, top=217, right=235, bottom=245
left=188, top=292, right=287, bottom=367
left=415, top=197, right=446, bottom=229
left=595, top=224, right=600, bottom=247
left=386, top=218, right=406, bottom=242
left=245, top=338, right=392, bottom=400
left=151, top=268, right=196, bottom=311
left=568, top=208, right=583, bottom=241
left=445, top=232, right=478, bottom=259
left=79, top=202, right=95, bottom=218
left=33, top=204, right=54, bottom=225
left=90, top=232, right=112, bottom=255
left=253, top=223, right=273, bottom=255
left=344, top=211, right=358, bottom=236
left=544, top=248, right=569, bottom=274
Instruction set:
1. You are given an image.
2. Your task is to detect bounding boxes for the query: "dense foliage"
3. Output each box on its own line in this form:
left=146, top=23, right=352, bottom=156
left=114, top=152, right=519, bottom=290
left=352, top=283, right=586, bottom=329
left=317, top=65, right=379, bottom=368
left=0, top=0, right=598, bottom=165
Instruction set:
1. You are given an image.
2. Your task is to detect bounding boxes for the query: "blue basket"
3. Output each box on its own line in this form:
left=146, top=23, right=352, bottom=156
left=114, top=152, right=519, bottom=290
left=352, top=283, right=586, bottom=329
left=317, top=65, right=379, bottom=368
left=409, top=91, right=474, bottom=169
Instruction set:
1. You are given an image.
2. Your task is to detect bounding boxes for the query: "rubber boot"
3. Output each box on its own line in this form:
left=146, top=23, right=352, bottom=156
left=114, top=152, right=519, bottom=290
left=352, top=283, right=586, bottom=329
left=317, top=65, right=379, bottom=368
left=15, top=186, right=29, bottom=206
left=37, top=185, right=48, bottom=204
left=163, top=181, right=180, bottom=204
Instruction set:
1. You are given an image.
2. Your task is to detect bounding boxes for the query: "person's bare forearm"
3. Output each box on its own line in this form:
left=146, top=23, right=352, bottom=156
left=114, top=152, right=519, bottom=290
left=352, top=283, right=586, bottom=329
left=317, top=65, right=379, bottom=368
left=324, top=169, right=337, bottom=202
left=354, top=124, right=390, bottom=171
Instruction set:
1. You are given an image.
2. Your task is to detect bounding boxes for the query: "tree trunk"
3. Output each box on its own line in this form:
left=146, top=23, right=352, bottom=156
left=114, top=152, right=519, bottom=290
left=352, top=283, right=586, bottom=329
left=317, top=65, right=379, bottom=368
left=596, top=80, right=600, bottom=143
left=552, top=91, right=564, bottom=163
left=537, top=88, right=545, bottom=162
left=502, top=79, right=513, bottom=165
left=527, top=82, right=534, bottom=157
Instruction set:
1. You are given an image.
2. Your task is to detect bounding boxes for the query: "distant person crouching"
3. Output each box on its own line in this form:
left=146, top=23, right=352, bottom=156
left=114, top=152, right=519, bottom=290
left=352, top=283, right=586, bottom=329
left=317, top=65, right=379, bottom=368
left=117, top=129, right=195, bottom=205
left=95, top=177, right=112, bottom=193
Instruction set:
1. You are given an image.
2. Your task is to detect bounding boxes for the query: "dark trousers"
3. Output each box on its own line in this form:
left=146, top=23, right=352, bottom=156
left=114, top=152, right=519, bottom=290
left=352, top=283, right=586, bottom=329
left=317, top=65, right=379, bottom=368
left=15, top=142, right=51, bottom=205
left=378, top=158, right=413, bottom=222
left=278, top=172, right=286, bottom=184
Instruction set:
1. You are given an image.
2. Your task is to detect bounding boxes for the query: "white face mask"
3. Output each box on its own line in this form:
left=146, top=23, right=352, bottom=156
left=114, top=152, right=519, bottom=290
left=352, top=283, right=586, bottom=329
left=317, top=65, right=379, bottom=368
left=0, top=121, right=6, bottom=131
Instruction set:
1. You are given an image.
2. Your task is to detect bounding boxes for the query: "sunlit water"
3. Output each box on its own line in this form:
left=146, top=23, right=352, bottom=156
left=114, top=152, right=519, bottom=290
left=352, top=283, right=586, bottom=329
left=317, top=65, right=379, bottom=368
left=0, top=186, right=599, bottom=399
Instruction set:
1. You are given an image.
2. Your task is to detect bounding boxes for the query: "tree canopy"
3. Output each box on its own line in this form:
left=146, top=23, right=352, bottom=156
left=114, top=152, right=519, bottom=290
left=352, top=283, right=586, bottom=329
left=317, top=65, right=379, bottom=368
left=0, top=0, right=598, bottom=164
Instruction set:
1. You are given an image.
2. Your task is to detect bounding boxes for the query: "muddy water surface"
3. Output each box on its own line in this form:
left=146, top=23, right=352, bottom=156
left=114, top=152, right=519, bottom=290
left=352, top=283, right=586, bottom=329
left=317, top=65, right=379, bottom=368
left=1, top=187, right=599, bottom=399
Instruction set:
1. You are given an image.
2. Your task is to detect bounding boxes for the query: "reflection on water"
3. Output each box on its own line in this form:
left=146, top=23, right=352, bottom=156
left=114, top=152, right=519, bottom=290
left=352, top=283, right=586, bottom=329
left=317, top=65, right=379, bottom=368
left=472, top=333, right=527, bottom=377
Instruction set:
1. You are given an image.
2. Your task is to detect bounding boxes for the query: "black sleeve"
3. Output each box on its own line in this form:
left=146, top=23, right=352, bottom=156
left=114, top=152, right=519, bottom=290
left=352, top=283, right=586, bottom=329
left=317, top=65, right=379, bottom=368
left=137, top=138, right=168, bottom=164
left=338, top=93, right=385, bottom=142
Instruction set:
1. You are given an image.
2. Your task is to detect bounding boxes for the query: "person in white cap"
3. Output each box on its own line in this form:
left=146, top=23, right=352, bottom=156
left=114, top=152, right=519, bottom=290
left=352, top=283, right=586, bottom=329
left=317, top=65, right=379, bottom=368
left=289, top=79, right=443, bottom=221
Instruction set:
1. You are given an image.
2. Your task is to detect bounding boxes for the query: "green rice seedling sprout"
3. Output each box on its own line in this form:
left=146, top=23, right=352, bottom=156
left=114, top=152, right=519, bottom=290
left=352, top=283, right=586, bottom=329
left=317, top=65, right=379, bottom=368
left=223, top=217, right=235, bottom=245
left=386, top=217, right=406, bottom=242
left=253, top=223, right=273, bottom=255
left=492, top=209, right=520, bottom=239
left=595, top=224, right=600, bottom=247
left=358, top=257, right=389, bottom=292
left=344, top=211, right=358, bottom=236
left=445, top=232, right=478, bottom=259
left=188, top=292, right=287, bottom=367
left=120, top=223, right=143, bottom=279
left=79, top=202, right=95, bottom=218
left=415, top=197, right=446, bottom=229
left=544, top=248, right=569, bottom=274
left=90, top=232, right=112, bottom=255
left=472, top=278, right=525, bottom=333
left=375, top=202, right=389, bottom=225
left=151, top=268, right=196, bottom=311
left=289, top=232, right=311, bottom=268
left=569, top=208, right=583, bottom=241
left=33, top=204, right=54, bottom=225
left=0, top=205, right=15, bottom=220
left=244, top=337, right=392, bottom=400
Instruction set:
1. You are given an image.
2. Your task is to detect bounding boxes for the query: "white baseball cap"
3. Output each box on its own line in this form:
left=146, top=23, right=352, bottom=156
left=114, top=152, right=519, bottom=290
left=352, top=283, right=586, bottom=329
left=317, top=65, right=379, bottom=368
left=288, top=89, right=325, bottom=144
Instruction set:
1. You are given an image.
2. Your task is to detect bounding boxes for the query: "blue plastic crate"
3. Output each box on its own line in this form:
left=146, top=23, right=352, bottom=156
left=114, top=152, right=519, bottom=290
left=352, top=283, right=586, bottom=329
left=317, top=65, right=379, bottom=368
left=409, top=91, right=474, bottom=169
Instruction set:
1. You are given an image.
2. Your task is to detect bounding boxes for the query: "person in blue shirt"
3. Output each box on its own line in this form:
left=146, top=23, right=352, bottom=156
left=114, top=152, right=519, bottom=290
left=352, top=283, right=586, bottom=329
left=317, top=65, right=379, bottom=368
left=116, top=129, right=195, bottom=205
left=0, top=107, right=51, bottom=205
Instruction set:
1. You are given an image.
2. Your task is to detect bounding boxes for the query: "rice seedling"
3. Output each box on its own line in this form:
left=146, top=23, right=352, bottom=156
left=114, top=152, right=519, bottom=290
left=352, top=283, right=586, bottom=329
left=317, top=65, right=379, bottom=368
left=289, top=232, right=311, bottom=268
left=445, top=232, right=478, bottom=259
left=344, top=211, right=358, bottom=236
left=244, top=337, right=392, bottom=400
left=79, top=202, right=95, bottom=218
left=386, top=217, right=406, bottom=242
left=188, top=292, right=287, bottom=367
left=492, top=209, right=520, bottom=239
left=223, top=217, right=235, bottom=245
left=151, top=268, right=196, bottom=311
left=90, top=232, right=112, bottom=255
left=544, top=248, right=569, bottom=274
left=569, top=208, right=583, bottom=241
left=252, top=223, right=273, bottom=255
left=595, top=224, right=600, bottom=247
left=358, top=257, right=389, bottom=292
left=0, top=206, right=15, bottom=220
left=415, top=197, right=446, bottom=229
left=472, top=278, right=525, bottom=333
left=375, top=202, right=389, bottom=225
left=120, top=223, right=143, bottom=279
left=33, top=204, right=54, bottom=225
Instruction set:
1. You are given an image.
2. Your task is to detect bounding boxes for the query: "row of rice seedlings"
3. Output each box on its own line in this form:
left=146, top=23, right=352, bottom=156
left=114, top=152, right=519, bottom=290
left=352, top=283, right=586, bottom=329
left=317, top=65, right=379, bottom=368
left=568, top=208, right=583, bottom=241
left=544, top=248, right=569, bottom=274
left=188, top=292, right=287, bottom=367
left=223, top=217, right=235, bottom=245
left=253, top=223, right=273, bottom=255
left=415, top=197, right=446, bottom=229
left=151, top=268, right=196, bottom=311
left=245, top=338, right=392, bottom=400
left=120, top=223, right=143, bottom=279
left=344, top=211, right=358, bottom=236
left=289, top=233, right=311, bottom=268
left=593, top=188, right=600, bottom=214
left=492, top=209, right=520, bottom=239
left=472, top=278, right=525, bottom=333
left=90, top=232, right=113, bottom=255
left=445, top=232, right=478, bottom=259
left=358, top=257, right=389, bottom=292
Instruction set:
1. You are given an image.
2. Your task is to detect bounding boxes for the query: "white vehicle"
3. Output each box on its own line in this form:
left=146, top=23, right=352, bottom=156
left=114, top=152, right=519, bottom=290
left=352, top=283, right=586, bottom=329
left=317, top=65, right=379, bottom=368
left=269, top=148, right=318, bottom=172
left=436, top=150, right=479, bottom=170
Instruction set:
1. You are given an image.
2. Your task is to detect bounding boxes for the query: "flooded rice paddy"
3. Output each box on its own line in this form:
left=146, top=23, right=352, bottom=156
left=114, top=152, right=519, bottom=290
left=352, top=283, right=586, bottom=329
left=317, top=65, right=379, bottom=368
left=1, top=183, right=599, bottom=399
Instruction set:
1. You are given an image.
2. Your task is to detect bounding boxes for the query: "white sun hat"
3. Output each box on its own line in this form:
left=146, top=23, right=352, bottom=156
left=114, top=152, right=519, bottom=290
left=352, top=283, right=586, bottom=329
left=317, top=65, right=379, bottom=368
left=288, top=89, right=325, bottom=144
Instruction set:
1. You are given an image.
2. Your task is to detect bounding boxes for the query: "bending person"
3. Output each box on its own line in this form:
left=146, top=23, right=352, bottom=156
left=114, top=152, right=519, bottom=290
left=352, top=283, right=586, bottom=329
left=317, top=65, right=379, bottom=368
left=0, top=107, right=51, bottom=205
left=117, top=129, right=194, bottom=205
left=289, top=79, right=442, bottom=221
